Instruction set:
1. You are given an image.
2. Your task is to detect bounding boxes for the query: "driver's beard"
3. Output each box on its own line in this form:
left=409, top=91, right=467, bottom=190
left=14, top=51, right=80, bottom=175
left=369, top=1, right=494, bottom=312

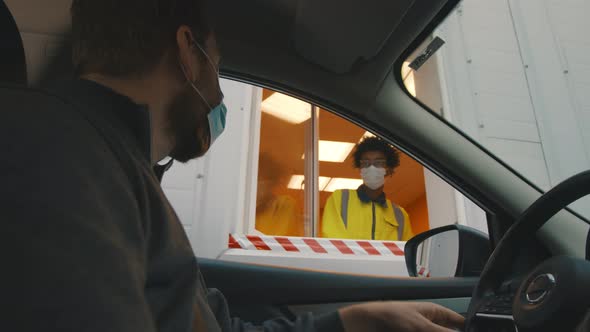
left=166, top=86, right=211, bottom=163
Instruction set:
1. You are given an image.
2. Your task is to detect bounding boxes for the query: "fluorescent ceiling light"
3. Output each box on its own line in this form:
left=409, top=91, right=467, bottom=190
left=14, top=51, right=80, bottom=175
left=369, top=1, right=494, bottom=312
left=318, top=177, right=332, bottom=191
left=287, top=175, right=305, bottom=190
left=319, top=141, right=355, bottom=162
left=359, top=131, right=376, bottom=142
left=324, top=178, right=364, bottom=192
left=261, top=93, right=311, bottom=124
left=287, top=175, right=332, bottom=191
left=301, top=140, right=355, bottom=162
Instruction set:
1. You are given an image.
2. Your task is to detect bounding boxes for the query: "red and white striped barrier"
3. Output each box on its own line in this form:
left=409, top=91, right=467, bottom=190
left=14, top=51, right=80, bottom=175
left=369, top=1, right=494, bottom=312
left=417, top=265, right=431, bottom=278
left=228, top=234, right=405, bottom=256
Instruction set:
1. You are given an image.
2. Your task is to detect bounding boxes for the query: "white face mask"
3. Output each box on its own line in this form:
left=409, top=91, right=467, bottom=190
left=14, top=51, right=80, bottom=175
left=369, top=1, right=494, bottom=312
left=360, top=166, right=386, bottom=190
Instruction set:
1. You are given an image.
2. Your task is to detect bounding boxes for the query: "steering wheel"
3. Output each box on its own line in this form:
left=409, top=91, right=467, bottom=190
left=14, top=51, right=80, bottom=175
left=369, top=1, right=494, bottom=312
left=465, top=170, right=590, bottom=332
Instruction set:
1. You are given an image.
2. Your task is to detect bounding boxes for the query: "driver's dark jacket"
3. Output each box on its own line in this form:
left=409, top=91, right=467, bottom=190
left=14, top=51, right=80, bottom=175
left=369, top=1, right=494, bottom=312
left=0, top=80, right=343, bottom=332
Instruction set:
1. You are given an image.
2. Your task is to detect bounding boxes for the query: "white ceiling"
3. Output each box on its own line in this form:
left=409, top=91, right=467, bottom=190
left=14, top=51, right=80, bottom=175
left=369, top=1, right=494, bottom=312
left=5, top=0, right=71, bottom=35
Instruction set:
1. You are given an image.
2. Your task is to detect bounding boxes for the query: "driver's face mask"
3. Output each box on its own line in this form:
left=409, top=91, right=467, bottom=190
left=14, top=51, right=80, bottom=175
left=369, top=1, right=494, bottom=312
left=180, top=39, right=227, bottom=145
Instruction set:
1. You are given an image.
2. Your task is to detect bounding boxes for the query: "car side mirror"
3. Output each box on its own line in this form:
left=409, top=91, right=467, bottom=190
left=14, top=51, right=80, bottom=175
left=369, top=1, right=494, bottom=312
left=404, top=224, right=491, bottom=277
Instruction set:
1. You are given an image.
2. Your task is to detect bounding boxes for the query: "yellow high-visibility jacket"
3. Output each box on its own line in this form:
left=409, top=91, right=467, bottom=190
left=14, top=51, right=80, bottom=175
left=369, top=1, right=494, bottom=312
left=256, top=195, right=304, bottom=236
left=321, top=188, right=413, bottom=241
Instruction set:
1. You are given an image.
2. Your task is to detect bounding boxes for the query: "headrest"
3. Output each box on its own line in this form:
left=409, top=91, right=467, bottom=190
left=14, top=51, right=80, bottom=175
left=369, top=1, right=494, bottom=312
left=0, top=0, right=27, bottom=84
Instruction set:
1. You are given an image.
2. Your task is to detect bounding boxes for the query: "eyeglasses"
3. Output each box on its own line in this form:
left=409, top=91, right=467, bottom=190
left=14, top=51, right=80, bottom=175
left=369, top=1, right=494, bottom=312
left=359, top=159, right=387, bottom=168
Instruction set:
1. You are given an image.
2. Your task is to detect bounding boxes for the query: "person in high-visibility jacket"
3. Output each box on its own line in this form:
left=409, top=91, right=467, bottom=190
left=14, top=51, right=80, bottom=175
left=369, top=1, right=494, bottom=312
left=255, top=152, right=304, bottom=236
left=321, top=137, right=413, bottom=241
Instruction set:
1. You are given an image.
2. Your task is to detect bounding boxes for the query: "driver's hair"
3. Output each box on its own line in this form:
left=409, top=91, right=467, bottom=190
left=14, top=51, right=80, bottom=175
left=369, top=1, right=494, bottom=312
left=71, top=0, right=212, bottom=78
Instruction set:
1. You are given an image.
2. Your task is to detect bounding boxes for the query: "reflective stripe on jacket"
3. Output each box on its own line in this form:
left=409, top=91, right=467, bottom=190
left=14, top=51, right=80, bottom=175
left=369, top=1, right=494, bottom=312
left=321, top=189, right=413, bottom=241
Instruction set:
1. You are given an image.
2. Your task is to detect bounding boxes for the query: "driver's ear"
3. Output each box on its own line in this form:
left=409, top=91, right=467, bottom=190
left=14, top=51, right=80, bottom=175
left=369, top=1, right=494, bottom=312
left=176, top=26, right=199, bottom=82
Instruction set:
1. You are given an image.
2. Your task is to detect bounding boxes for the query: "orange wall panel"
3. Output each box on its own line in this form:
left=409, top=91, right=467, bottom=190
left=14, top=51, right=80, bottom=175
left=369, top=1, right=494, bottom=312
left=405, top=194, right=430, bottom=235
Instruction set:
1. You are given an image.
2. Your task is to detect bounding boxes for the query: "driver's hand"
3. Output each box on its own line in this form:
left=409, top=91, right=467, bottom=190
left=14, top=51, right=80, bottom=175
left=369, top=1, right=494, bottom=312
left=339, top=301, right=465, bottom=332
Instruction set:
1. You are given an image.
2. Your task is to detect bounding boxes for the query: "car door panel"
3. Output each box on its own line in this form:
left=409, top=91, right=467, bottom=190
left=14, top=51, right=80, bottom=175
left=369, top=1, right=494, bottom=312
left=199, top=258, right=475, bottom=322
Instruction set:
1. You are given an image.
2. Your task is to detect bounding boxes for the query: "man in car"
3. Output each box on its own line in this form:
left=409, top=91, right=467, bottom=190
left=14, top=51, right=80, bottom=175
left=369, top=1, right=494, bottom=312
left=322, top=137, right=414, bottom=241
left=0, top=0, right=463, bottom=331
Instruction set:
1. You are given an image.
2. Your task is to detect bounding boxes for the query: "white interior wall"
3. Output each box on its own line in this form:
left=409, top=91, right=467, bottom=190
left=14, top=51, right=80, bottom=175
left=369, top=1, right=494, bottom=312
left=162, top=79, right=259, bottom=258
left=412, top=39, right=488, bottom=234
left=436, top=1, right=553, bottom=193
left=161, top=158, right=205, bottom=236
left=437, top=0, right=590, bottom=218
left=508, top=0, right=590, bottom=217
left=424, top=168, right=458, bottom=229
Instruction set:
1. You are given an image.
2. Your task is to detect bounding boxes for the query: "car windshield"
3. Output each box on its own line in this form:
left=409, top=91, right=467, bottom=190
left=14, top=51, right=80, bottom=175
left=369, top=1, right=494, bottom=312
left=403, top=0, right=590, bottom=220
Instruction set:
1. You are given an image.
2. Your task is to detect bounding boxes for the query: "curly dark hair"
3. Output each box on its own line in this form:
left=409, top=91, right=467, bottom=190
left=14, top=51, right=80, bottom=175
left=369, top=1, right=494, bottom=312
left=353, top=137, right=400, bottom=170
